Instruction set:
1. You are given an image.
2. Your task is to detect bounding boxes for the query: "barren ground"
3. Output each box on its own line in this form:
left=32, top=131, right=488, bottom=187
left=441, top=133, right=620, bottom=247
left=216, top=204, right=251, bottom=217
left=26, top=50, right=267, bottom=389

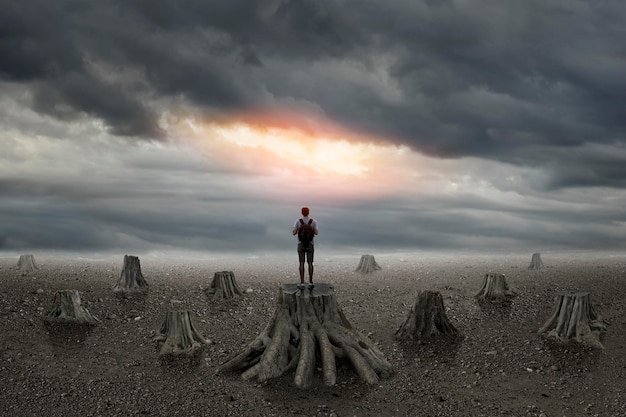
left=1, top=250, right=625, bottom=417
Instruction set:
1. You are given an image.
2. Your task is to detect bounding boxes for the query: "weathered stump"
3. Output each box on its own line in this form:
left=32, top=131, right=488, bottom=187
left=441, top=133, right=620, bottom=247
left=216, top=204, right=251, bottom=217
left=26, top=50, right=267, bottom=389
left=475, top=273, right=515, bottom=300
left=528, top=252, right=545, bottom=270
left=154, top=311, right=210, bottom=358
left=17, top=254, right=39, bottom=272
left=113, top=255, right=148, bottom=292
left=355, top=254, right=381, bottom=273
left=218, top=283, right=392, bottom=388
left=206, top=271, right=243, bottom=299
left=538, top=292, right=607, bottom=348
left=395, top=290, right=459, bottom=341
left=43, top=290, right=100, bottom=325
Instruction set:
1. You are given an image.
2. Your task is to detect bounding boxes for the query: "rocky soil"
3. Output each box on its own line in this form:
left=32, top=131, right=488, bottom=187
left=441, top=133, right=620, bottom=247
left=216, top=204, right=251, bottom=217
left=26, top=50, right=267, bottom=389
left=1, top=250, right=625, bottom=417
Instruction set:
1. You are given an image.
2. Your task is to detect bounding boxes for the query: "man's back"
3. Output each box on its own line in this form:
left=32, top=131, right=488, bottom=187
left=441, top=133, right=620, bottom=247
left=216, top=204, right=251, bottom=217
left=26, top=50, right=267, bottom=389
left=294, top=216, right=318, bottom=244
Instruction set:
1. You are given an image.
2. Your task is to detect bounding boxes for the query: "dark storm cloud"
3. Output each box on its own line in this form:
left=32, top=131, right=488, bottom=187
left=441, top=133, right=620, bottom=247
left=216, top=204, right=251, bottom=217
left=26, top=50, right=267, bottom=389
left=0, top=0, right=163, bottom=138
left=316, top=192, right=626, bottom=252
left=0, top=172, right=277, bottom=252
left=2, top=0, right=626, bottom=188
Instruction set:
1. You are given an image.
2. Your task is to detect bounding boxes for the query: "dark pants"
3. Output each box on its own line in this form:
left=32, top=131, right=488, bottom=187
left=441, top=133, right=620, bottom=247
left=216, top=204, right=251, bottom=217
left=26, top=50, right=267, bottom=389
left=297, top=243, right=314, bottom=263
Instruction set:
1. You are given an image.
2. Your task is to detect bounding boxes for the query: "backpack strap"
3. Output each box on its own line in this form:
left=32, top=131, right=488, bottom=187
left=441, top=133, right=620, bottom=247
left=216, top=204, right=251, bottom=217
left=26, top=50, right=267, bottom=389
left=299, top=219, right=304, bottom=225
left=307, top=219, right=313, bottom=225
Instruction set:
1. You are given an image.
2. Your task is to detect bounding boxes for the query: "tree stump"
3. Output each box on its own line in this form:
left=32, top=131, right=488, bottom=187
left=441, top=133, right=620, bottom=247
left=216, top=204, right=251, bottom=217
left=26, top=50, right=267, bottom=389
left=355, top=254, right=381, bottom=273
left=475, top=273, right=515, bottom=300
left=528, top=252, right=545, bottom=270
left=395, top=290, right=459, bottom=341
left=43, top=290, right=100, bottom=325
left=206, top=271, right=243, bottom=299
left=218, top=283, right=392, bottom=388
left=17, top=254, right=39, bottom=272
left=538, top=292, right=607, bottom=348
left=154, top=311, right=210, bottom=358
left=113, top=255, right=148, bottom=292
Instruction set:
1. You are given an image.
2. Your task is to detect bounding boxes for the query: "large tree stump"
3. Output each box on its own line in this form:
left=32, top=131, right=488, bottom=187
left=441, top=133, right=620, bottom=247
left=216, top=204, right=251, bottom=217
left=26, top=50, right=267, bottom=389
left=17, top=254, right=39, bottom=272
left=206, top=271, right=243, bottom=299
left=528, top=252, right=545, bottom=270
left=218, top=283, right=392, bottom=388
left=43, top=290, right=100, bottom=325
left=395, top=290, right=459, bottom=341
left=475, top=273, right=515, bottom=300
left=538, top=292, right=607, bottom=348
left=355, top=254, right=381, bottom=273
left=113, top=255, right=148, bottom=292
left=154, top=311, right=210, bottom=358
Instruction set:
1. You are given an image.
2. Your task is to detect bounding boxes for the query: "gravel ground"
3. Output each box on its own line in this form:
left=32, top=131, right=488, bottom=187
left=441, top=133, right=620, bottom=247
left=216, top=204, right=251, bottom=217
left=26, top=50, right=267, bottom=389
left=1, top=250, right=625, bottom=417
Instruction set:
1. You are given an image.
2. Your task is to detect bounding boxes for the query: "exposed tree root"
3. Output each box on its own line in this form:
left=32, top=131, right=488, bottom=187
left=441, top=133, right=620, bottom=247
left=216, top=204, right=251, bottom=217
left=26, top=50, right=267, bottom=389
left=218, top=283, right=392, bottom=388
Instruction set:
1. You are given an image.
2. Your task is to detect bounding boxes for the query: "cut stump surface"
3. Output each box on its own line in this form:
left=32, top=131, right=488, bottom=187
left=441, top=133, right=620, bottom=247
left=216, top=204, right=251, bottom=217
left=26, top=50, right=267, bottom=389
left=154, top=311, right=209, bottom=358
left=219, top=283, right=392, bottom=388
left=113, top=255, right=148, bottom=293
left=206, top=271, right=243, bottom=299
left=538, top=291, right=607, bottom=348
left=17, top=254, right=39, bottom=272
left=355, top=255, right=381, bottom=273
left=395, top=290, right=459, bottom=341
left=475, top=273, right=515, bottom=300
left=528, top=252, right=545, bottom=270
left=43, top=290, right=100, bottom=325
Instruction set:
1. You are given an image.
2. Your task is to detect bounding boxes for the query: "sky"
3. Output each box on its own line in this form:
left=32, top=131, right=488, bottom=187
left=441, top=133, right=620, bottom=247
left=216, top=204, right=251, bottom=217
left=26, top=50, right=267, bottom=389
left=1, top=0, right=626, bottom=256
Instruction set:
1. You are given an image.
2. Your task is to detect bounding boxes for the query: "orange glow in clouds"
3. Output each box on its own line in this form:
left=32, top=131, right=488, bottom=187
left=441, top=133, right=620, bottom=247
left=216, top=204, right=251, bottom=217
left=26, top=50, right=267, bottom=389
left=212, top=124, right=370, bottom=176
left=170, top=110, right=414, bottom=200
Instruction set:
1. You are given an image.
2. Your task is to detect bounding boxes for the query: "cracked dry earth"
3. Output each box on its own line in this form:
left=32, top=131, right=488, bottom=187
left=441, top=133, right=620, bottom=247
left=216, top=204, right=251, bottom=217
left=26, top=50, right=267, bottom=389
left=1, top=251, right=625, bottom=417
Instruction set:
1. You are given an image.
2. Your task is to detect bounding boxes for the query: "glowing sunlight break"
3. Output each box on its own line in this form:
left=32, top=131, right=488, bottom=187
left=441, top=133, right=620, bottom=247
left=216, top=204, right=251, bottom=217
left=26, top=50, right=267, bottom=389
left=169, top=110, right=417, bottom=198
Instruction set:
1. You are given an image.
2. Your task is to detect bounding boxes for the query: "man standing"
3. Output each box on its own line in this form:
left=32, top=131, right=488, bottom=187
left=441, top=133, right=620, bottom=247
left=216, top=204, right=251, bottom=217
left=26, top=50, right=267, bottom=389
left=292, top=207, right=319, bottom=290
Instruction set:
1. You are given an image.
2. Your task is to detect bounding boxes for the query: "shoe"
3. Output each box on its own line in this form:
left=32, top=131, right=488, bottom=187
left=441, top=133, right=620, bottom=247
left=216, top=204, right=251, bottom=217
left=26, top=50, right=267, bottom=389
left=307, top=283, right=315, bottom=289
left=297, top=283, right=306, bottom=290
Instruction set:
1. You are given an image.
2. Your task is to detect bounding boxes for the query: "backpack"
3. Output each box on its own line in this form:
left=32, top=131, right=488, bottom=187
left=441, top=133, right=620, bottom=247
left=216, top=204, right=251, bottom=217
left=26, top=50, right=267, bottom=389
left=298, top=219, right=315, bottom=247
